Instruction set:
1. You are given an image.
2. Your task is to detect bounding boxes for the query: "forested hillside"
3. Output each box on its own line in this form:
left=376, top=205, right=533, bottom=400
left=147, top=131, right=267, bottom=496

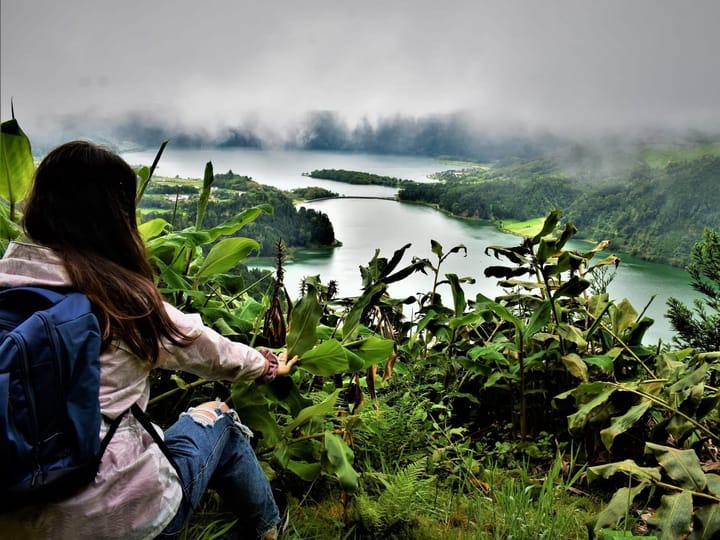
left=139, top=171, right=336, bottom=256
left=398, top=151, right=720, bottom=267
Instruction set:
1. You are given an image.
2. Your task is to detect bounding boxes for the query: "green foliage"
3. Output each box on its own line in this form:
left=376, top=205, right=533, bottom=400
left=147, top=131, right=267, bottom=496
left=667, top=227, right=720, bottom=351
left=401, top=153, right=720, bottom=268
left=353, top=459, right=437, bottom=534
left=291, top=186, right=338, bottom=200
left=305, top=168, right=411, bottom=187
left=587, top=441, right=720, bottom=539
left=7, top=113, right=720, bottom=538
left=139, top=172, right=336, bottom=256
left=0, top=116, right=34, bottom=222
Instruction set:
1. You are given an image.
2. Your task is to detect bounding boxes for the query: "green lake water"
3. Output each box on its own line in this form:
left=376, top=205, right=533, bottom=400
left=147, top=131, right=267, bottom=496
left=122, top=147, right=699, bottom=344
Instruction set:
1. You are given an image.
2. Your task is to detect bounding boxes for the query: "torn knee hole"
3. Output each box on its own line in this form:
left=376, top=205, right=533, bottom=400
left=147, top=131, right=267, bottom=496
left=187, top=406, right=223, bottom=426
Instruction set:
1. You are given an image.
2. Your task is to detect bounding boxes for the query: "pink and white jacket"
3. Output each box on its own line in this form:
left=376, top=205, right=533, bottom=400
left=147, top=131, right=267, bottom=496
left=0, top=242, right=270, bottom=539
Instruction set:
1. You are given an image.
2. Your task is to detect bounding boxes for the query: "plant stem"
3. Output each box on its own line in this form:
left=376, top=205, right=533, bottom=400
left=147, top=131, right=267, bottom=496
left=148, top=377, right=210, bottom=406
left=600, top=323, right=656, bottom=378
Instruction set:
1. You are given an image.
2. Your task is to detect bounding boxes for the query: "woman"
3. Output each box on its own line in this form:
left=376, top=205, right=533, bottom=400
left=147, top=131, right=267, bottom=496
left=0, top=141, right=295, bottom=539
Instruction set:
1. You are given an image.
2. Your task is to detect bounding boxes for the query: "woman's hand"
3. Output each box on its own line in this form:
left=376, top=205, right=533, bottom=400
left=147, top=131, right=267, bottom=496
left=276, top=350, right=299, bottom=376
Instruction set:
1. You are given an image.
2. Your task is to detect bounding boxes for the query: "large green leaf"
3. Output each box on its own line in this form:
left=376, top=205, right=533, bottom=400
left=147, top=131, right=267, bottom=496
left=0, top=118, right=34, bottom=209
left=343, top=347, right=365, bottom=373
left=706, top=473, right=720, bottom=497
left=287, top=284, right=322, bottom=358
left=153, top=258, right=191, bottom=291
left=445, top=273, right=466, bottom=317
left=553, top=276, right=590, bottom=298
left=284, top=389, right=340, bottom=433
left=287, top=460, right=322, bottom=482
left=613, top=298, right=638, bottom=335
left=524, top=300, right=552, bottom=341
left=233, top=404, right=282, bottom=447
left=600, top=400, right=652, bottom=450
left=0, top=202, right=21, bottom=244
left=531, top=209, right=562, bottom=244
left=194, top=237, right=259, bottom=280
left=204, top=204, right=273, bottom=241
left=342, top=282, right=386, bottom=343
left=593, top=482, right=649, bottom=532
left=563, top=382, right=618, bottom=434
left=646, top=491, right=692, bottom=540
left=344, top=335, right=394, bottom=369
left=138, top=217, right=170, bottom=241
left=583, top=353, right=616, bottom=374
left=691, top=503, right=720, bottom=540
left=645, top=443, right=706, bottom=491
left=297, top=339, right=348, bottom=376
left=324, top=432, right=359, bottom=491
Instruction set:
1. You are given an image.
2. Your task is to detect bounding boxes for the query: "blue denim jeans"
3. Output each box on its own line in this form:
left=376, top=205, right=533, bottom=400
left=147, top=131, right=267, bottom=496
left=157, top=407, right=280, bottom=538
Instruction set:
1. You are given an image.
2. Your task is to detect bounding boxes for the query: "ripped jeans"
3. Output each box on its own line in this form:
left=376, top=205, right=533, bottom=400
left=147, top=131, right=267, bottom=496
left=157, top=403, right=280, bottom=538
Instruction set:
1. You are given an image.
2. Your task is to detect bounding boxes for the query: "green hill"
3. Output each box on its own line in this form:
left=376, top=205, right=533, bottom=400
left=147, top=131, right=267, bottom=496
left=399, top=145, right=720, bottom=267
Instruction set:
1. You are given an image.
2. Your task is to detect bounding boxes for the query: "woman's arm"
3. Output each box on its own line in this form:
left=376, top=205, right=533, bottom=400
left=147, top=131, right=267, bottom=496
left=156, top=302, right=295, bottom=382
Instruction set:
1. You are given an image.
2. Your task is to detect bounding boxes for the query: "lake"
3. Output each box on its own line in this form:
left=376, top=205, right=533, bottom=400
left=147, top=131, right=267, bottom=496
left=123, top=147, right=699, bottom=344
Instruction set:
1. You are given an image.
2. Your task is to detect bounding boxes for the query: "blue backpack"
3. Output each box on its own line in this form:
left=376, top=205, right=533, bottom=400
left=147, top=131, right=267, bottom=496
left=0, top=287, right=122, bottom=509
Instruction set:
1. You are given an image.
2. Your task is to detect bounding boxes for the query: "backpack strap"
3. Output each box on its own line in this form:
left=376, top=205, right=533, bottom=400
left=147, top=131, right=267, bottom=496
left=129, top=404, right=194, bottom=507
left=99, top=411, right=128, bottom=460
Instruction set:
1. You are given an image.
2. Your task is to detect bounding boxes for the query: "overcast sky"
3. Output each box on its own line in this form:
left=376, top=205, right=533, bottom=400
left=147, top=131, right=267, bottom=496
left=2, top=0, right=719, bottom=140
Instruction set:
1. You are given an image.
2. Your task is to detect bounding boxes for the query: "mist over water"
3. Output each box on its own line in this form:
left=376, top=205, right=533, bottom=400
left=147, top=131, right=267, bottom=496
left=123, top=147, right=442, bottom=196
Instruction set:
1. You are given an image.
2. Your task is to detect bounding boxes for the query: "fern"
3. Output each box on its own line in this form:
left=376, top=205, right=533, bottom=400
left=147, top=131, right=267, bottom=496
left=354, top=459, right=437, bottom=532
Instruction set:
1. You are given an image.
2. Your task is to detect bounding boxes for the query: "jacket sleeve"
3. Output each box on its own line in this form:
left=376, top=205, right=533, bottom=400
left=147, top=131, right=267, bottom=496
left=156, top=302, right=269, bottom=382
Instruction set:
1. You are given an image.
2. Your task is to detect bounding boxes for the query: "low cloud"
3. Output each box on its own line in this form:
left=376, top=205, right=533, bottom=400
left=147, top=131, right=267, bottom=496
left=2, top=0, right=719, bottom=147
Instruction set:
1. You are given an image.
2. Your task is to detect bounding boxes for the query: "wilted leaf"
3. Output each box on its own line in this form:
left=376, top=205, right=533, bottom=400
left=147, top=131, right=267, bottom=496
left=613, top=298, right=638, bottom=335
left=561, top=353, right=589, bottom=382
left=600, top=400, right=652, bottom=451
left=690, top=502, right=720, bottom=540
left=645, top=443, right=706, bottom=492
left=646, top=491, right=692, bottom=540
left=592, top=483, right=649, bottom=533
left=557, top=323, right=588, bottom=350
left=588, top=460, right=661, bottom=484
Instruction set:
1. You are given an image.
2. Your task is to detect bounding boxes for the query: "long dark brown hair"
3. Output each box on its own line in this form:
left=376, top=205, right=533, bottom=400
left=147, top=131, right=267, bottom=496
left=23, top=140, right=193, bottom=363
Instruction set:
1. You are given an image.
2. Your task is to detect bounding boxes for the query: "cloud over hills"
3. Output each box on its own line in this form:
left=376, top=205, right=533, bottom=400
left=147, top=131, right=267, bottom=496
left=2, top=0, right=719, bottom=152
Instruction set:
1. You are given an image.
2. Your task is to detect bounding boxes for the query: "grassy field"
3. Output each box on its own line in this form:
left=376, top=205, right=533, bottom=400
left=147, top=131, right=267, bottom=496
left=497, top=217, right=546, bottom=237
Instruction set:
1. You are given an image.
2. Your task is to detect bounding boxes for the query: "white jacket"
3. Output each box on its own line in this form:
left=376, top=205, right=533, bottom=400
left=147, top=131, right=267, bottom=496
left=0, top=242, right=269, bottom=539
